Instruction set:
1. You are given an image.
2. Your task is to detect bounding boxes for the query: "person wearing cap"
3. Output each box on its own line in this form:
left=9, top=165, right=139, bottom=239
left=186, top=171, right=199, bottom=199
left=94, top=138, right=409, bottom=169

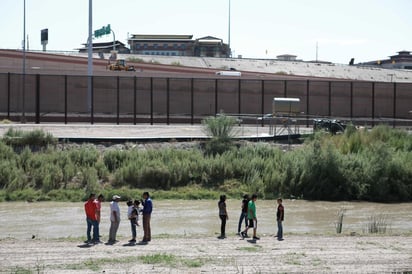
left=108, top=195, right=121, bottom=244
left=141, top=192, right=153, bottom=242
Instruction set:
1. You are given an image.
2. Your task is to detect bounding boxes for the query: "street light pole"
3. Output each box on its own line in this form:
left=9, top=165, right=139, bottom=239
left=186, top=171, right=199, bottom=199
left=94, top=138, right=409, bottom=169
left=22, top=0, right=26, bottom=123
left=111, top=29, right=116, bottom=51
left=87, top=0, right=93, bottom=113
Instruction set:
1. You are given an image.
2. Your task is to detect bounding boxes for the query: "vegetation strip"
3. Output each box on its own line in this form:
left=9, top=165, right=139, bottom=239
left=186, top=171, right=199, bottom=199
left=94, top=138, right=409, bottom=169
left=0, top=117, right=411, bottom=202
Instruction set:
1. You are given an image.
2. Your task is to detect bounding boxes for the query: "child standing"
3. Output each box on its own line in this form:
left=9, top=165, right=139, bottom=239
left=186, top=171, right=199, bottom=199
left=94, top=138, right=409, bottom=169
left=127, top=200, right=136, bottom=242
left=276, top=198, right=284, bottom=241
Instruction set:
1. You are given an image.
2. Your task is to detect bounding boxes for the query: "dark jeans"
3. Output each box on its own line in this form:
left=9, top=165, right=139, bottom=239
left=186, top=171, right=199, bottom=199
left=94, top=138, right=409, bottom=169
left=277, top=220, right=283, bottom=239
left=130, top=219, right=137, bottom=239
left=142, top=214, right=151, bottom=241
left=86, top=218, right=98, bottom=242
left=220, top=215, right=227, bottom=236
left=238, top=212, right=248, bottom=233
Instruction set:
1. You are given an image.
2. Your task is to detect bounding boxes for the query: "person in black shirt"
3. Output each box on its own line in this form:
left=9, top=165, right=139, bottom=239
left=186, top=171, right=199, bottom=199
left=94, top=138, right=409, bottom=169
left=218, top=195, right=228, bottom=239
left=276, top=198, right=284, bottom=241
left=237, top=194, right=249, bottom=236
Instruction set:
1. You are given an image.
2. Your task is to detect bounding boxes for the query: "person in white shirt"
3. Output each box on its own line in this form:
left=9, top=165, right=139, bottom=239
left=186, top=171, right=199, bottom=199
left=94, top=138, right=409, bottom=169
left=108, top=195, right=121, bottom=244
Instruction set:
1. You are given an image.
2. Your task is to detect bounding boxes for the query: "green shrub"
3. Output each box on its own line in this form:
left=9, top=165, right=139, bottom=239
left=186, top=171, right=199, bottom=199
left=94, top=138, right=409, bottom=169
left=5, top=188, right=42, bottom=202
left=2, top=128, right=56, bottom=147
left=0, top=161, right=24, bottom=190
left=69, top=147, right=99, bottom=167
left=81, top=167, right=101, bottom=194
left=202, top=114, right=237, bottom=155
left=103, top=150, right=129, bottom=172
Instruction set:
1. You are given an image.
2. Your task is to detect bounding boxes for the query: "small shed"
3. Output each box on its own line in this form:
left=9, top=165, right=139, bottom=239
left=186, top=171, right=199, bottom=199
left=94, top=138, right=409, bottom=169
left=272, top=97, right=300, bottom=115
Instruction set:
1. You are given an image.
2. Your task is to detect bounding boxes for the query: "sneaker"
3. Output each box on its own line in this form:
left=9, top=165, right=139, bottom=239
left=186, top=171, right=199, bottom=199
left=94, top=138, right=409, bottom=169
left=240, top=232, right=246, bottom=239
left=129, top=239, right=136, bottom=242
left=253, top=236, right=260, bottom=240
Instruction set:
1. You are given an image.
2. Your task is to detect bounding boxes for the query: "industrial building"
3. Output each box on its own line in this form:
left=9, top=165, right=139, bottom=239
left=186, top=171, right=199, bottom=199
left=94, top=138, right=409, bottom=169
left=361, top=50, right=412, bottom=70
left=127, top=34, right=230, bottom=57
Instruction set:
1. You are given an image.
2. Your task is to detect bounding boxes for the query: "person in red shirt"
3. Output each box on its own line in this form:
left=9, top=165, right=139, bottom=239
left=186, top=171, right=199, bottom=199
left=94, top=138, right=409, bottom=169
left=84, top=193, right=99, bottom=244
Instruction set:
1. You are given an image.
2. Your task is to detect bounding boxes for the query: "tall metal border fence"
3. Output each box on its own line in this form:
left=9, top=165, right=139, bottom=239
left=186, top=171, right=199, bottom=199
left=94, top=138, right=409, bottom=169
left=0, top=73, right=411, bottom=127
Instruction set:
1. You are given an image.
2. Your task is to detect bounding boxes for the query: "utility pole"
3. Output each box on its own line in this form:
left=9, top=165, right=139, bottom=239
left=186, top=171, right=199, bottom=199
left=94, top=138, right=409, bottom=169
left=228, top=0, right=231, bottom=57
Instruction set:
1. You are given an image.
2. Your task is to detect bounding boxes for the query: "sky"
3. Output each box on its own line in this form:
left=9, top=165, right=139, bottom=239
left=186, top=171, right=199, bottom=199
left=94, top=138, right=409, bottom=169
left=0, top=0, right=411, bottom=64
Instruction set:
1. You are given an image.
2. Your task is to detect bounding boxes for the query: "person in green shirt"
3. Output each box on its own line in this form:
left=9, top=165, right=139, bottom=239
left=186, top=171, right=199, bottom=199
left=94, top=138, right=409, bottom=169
left=241, top=193, right=259, bottom=240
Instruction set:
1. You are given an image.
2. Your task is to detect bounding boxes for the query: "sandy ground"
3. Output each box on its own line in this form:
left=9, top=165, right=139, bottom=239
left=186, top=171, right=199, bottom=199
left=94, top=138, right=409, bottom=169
left=1, top=234, right=411, bottom=274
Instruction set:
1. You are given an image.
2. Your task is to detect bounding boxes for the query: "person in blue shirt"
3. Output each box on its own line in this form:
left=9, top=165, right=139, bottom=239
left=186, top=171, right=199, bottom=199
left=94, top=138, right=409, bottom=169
left=141, top=192, right=153, bottom=242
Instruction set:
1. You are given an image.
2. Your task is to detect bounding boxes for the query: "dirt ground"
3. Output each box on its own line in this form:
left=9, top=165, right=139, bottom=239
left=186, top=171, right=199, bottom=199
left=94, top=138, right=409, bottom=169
left=1, top=234, right=411, bottom=274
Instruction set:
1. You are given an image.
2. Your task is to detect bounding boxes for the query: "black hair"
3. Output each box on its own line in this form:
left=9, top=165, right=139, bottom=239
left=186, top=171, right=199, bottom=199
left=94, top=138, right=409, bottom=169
left=89, top=193, right=95, bottom=199
left=243, top=194, right=249, bottom=199
left=143, top=192, right=150, bottom=197
left=134, top=199, right=140, bottom=205
left=220, top=194, right=226, bottom=202
left=251, top=193, right=258, bottom=199
left=126, top=200, right=133, bottom=206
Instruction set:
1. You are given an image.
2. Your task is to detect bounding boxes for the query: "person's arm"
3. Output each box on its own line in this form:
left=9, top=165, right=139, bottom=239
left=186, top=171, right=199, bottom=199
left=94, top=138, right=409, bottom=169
left=112, top=205, right=119, bottom=222
left=95, top=206, right=100, bottom=223
left=280, top=207, right=284, bottom=221
left=146, top=200, right=153, bottom=214
left=225, top=203, right=229, bottom=220
left=249, top=206, right=255, bottom=220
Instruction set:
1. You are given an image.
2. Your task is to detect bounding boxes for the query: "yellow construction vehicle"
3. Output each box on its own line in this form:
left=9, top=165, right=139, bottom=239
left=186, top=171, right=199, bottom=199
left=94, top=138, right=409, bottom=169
left=107, top=59, right=136, bottom=71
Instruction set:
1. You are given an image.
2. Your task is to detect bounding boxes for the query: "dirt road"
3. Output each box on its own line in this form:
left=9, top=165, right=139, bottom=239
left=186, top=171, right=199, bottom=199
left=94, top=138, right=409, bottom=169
left=1, top=234, right=411, bottom=273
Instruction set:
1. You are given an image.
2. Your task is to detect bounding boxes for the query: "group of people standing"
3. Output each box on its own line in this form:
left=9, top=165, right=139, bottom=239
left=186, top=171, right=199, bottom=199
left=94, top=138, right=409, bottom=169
left=218, top=194, right=284, bottom=241
left=85, top=192, right=283, bottom=244
left=84, top=192, right=153, bottom=245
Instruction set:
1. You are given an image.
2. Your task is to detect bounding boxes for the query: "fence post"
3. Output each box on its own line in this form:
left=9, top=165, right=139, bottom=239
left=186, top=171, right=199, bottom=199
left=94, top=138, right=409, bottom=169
left=35, top=74, right=40, bottom=124
left=215, top=79, right=218, bottom=115
left=166, top=78, right=170, bottom=125
left=284, top=80, right=287, bottom=97
left=7, top=72, right=10, bottom=119
left=306, top=80, right=310, bottom=128
left=190, top=78, right=194, bottom=125
left=393, top=82, right=397, bottom=128
left=133, top=76, right=137, bottom=125
left=372, top=82, right=375, bottom=127
left=328, top=81, right=332, bottom=117
left=261, top=80, right=265, bottom=127
left=150, top=77, right=153, bottom=125
left=117, top=76, right=120, bottom=125
left=238, top=79, right=241, bottom=115
left=64, top=75, right=68, bottom=124
left=350, top=82, right=353, bottom=121
left=91, top=76, right=94, bottom=124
